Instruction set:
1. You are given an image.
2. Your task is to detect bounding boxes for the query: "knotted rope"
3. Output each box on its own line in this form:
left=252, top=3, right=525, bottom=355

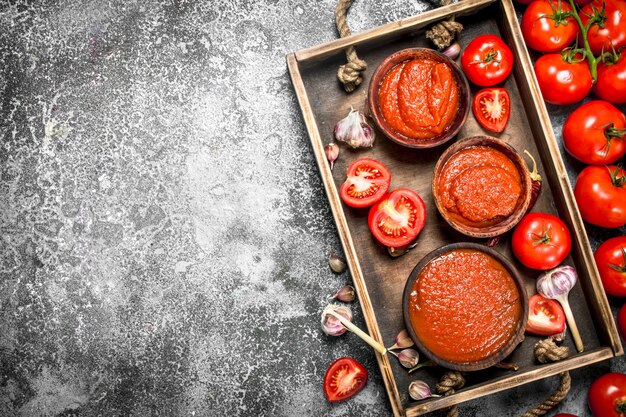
left=334, top=0, right=463, bottom=92
left=436, top=371, right=465, bottom=417
left=520, top=339, right=571, bottom=417
left=335, top=0, right=368, bottom=92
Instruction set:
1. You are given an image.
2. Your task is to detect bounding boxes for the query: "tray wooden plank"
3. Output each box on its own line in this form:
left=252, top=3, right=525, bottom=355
left=287, top=0, right=622, bottom=415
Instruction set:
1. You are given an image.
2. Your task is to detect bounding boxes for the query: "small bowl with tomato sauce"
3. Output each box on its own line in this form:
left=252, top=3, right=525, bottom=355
left=403, top=243, right=528, bottom=372
left=368, top=48, right=470, bottom=148
left=432, top=136, right=532, bottom=238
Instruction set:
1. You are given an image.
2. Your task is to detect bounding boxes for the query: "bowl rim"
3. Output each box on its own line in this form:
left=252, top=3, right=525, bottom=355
left=402, top=242, right=529, bottom=372
left=431, top=135, right=533, bottom=238
left=367, top=47, right=470, bottom=149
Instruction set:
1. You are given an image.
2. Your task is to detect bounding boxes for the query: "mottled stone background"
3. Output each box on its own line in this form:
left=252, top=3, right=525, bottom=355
left=0, top=1, right=624, bottom=416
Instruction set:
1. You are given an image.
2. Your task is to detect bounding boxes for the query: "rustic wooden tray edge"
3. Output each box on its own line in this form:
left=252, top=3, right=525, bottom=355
left=287, top=0, right=622, bottom=416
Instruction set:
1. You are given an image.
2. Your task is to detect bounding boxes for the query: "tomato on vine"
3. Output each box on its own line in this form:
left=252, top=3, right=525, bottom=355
left=594, top=49, right=626, bottom=104
left=579, top=0, right=626, bottom=56
left=521, top=0, right=578, bottom=53
left=534, top=53, right=591, bottom=105
left=594, top=236, right=626, bottom=297
left=574, top=165, right=626, bottom=229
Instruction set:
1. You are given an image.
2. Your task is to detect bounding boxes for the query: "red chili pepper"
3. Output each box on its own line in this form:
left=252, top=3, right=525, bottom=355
left=486, top=150, right=542, bottom=247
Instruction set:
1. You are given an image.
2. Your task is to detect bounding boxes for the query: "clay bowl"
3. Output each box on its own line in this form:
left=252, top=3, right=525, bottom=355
left=367, top=48, right=470, bottom=149
left=432, top=136, right=532, bottom=238
left=402, top=242, right=528, bottom=372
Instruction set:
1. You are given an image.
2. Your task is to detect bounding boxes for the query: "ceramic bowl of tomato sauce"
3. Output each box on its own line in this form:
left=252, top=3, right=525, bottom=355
left=367, top=48, right=470, bottom=148
left=432, top=135, right=532, bottom=238
left=403, top=242, right=528, bottom=372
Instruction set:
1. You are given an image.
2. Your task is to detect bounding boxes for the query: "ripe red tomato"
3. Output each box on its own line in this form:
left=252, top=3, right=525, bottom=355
left=472, top=87, right=511, bottom=133
left=618, top=305, right=626, bottom=342
left=525, top=294, right=566, bottom=336
left=588, top=372, right=626, bottom=417
left=594, top=236, right=626, bottom=297
left=511, top=212, right=572, bottom=270
left=594, top=51, right=626, bottom=104
left=553, top=415, right=579, bottom=417
left=580, top=0, right=626, bottom=55
left=521, top=0, right=578, bottom=53
left=461, top=34, right=514, bottom=86
left=323, top=357, right=368, bottom=402
left=534, top=53, right=592, bottom=105
left=339, top=158, right=391, bottom=208
left=368, top=188, right=426, bottom=248
left=574, top=165, right=626, bottom=228
left=562, top=100, right=626, bottom=165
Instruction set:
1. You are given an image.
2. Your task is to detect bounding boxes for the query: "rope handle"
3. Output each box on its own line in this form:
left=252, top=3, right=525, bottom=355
left=334, top=0, right=463, bottom=92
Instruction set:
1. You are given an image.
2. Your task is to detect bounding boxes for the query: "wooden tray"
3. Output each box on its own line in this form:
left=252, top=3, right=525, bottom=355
left=287, top=0, right=622, bottom=415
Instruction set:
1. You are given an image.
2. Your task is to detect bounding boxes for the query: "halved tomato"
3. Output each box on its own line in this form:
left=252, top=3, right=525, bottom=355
left=472, top=88, right=511, bottom=133
left=368, top=188, right=426, bottom=248
left=339, top=158, right=391, bottom=208
left=526, top=294, right=566, bottom=336
left=323, top=357, right=368, bottom=402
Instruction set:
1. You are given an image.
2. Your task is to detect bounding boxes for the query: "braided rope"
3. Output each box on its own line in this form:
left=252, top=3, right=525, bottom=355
left=335, top=0, right=367, bottom=92
left=436, top=371, right=465, bottom=417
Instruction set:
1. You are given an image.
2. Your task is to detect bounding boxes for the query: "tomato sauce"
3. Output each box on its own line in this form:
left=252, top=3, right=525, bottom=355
left=408, top=248, right=522, bottom=364
left=378, top=57, right=459, bottom=141
left=438, top=146, right=523, bottom=226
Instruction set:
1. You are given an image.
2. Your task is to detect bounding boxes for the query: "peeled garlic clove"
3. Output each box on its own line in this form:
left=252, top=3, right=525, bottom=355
left=334, top=107, right=375, bottom=148
left=408, top=380, right=438, bottom=401
left=328, top=253, right=347, bottom=274
left=331, top=285, right=356, bottom=303
left=389, top=329, right=414, bottom=350
left=442, top=42, right=461, bottom=60
left=321, top=304, right=352, bottom=336
left=396, top=348, right=420, bottom=369
left=324, top=143, right=339, bottom=170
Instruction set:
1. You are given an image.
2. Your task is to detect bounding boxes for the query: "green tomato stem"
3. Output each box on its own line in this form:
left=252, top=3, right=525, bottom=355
left=568, top=0, right=598, bottom=81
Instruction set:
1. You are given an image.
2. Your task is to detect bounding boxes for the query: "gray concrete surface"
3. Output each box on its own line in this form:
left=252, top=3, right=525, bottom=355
left=1, top=1, right=624, bottom=416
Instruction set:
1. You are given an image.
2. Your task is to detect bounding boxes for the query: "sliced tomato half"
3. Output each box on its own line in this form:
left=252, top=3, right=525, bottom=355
left=367, top=188, right=426, bottom=248
left=339, top=158, right=391, bottom=208
left=472, top=87, right=511, bottom=133
left=525, top=294, right=566, bottom=336
left=323, top=357, right=368, bottom=402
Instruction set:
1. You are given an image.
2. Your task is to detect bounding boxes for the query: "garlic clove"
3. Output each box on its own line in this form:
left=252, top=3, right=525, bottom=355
left=321, top=304, right=353, bottom=337
left=328, top=253, right=347, bottom=274
left=324, top=143, right=339, bottom=170
left=388, top=329, right=414, bottom=350
left=395, top=348, right=420, bottom=369
left=334, top=107, right=375, bottom=148
left=408, top=380, right=439, bottom=401
left=442, top=42, right=461, bottom=60
left=331, top=285, right=356, bottom=303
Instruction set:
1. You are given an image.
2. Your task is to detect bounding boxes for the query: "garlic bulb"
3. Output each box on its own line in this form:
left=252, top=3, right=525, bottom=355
left=334, top=107, right=375, bottom=148
left=321, top=304, right=352, bottom=337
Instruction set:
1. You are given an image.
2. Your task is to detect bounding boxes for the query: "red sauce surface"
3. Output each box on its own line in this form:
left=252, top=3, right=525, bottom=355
left=438, top=146, right=522, bottom=226
left=378, top=57, right=459, bottom=140
left=408, top=248, right=522, bottom=364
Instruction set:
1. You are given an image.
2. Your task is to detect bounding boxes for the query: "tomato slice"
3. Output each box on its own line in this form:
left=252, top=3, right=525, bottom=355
left=472, top=88, right=510, bottom=133
left=368, top=188, right=426, bottom=248
left=339, top=158, right=391, bottom=208
left=323, top=357, right=368, bottom=402
left=525, top=294, right=566, bottom=336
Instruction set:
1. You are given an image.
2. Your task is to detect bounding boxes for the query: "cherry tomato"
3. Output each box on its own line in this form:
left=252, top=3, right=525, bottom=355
left=511, top=212, right=572, bottom=270
left=594, top=51, right=626, bottom=104
left=588, top=372, right=626, bottom=417
left=574, top=165, right=626, bottom=228
left=525, top=294, right=566, bottom=336
left=472, top=87, right=511, bottom=133
left=594, top=236, right=626, bottom=297
left=339, top=158, right=391, bottom=208
left=580, top=0, right=626, bottom=56
left=368, top=188, right=426, bottom=248
left=534, top=53, right=592, bottom=105
left=562, top=100, right=626, bottom=165
left=521, top=0, right=578, bottom=53
left=461, top=34, right=514, bottom=86
left=323, top=357, right=368, bottom=402
left=618, top=305, right=626, bottom=342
